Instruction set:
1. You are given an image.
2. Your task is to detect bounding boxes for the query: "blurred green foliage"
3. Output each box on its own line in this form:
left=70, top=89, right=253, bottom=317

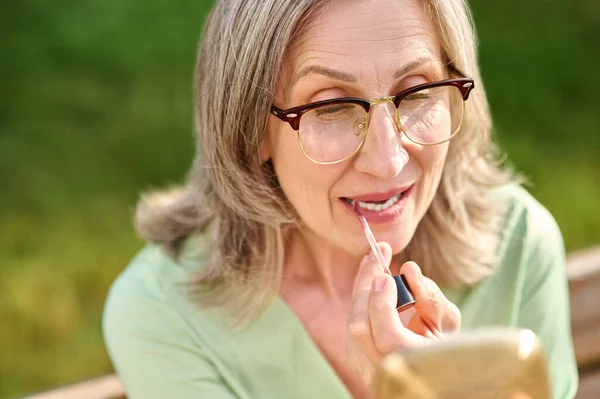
left=0, top=0, right=598, bottom=396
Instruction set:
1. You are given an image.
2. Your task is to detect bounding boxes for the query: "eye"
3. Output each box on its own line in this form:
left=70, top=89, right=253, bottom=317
left=314, top=104, right=355, bottom=116
left=404, top=91, right=430, bottom=101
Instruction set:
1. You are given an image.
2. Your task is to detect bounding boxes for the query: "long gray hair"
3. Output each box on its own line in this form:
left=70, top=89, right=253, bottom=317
left=135, top=0, right=518, bottom=322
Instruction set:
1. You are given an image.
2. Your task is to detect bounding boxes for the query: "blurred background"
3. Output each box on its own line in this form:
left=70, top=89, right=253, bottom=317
left=1, top=0, right=598, bottom=397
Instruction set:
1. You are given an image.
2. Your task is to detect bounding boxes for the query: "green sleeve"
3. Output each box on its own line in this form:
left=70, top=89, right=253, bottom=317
left=516, top=206, right=578, bottom=399
left=102, top=272, right=237, bottom=399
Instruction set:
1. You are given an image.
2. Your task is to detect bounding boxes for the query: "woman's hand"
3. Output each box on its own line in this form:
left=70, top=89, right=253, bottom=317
left=346, top=242, right=461, bottom=385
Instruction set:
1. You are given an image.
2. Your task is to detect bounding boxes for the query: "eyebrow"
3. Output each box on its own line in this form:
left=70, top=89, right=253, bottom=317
left=393, top=57, right=436, bottom=78
left=291, top=65, right=357, bottom=86
left=291, top=56, right=437, bottom=87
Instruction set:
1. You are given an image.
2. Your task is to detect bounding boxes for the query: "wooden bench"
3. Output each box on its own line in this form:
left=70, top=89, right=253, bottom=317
left=566, top=245, right=600, bottom=399
left=21, top=246, right=600, bottom=399
left=19, top=374, right=125, bottom=399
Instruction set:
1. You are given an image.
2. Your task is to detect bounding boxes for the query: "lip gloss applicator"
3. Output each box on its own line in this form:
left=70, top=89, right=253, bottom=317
left=353, top=201, right=416, bottom=312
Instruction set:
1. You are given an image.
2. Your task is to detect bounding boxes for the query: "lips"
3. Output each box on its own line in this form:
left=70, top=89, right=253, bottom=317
left=340, top=184, right=414, bottom=224
left=341, top=185, right=413, bottom=204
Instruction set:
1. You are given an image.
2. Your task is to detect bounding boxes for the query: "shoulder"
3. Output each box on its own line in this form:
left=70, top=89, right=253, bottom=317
left=102, top=245, right=187, bottom=345
left=490, top=186, right=578, bottom=398
left=456, top=184, right=567, bottom=320
left=104, top=233, right=210, bottom=310
left=101, top=239, right=260, bottom=397
left=493, top=183, right=565, bottom=264
left=102, top=235, right=214, bottom=357
left=103, top=244, right=177, bottom=310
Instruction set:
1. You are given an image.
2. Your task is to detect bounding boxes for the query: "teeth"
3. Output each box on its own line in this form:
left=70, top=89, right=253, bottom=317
left=355, top=193, right=403, bottom=211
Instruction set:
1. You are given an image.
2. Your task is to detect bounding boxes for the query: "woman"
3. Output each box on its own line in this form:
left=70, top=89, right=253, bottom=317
left=103, top=0, right=578, bottom=398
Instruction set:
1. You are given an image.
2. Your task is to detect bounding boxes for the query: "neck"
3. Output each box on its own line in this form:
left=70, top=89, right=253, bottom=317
left=281, top=227, right=361, bottom=300
left=280, top=226, right=408, bottom=299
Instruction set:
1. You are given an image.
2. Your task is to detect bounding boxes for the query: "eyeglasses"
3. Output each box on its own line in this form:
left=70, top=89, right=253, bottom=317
left=270, top=75, right=475, bottom=164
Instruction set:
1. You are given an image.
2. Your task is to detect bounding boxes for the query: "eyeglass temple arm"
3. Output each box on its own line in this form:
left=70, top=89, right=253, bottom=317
left=447, top=63, right=468, bottom=79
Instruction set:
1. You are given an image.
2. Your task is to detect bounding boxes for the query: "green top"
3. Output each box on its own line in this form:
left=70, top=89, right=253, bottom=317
left=103, top=184, right=578, bottom=398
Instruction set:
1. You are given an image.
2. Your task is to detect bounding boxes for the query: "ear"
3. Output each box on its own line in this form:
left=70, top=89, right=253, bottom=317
left=258, top=136, right=272, bottom=163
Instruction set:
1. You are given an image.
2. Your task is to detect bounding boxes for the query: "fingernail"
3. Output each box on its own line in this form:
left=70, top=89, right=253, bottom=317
left=372, top=275, right=387, bottom=292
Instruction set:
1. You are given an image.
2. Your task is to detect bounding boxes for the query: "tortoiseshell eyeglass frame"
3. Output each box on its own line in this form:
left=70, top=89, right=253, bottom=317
left=269, top=67, right=475, bottom=164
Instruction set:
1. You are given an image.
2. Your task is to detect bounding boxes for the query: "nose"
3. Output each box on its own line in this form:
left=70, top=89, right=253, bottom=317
left=353, top=102, right=409, bottom=180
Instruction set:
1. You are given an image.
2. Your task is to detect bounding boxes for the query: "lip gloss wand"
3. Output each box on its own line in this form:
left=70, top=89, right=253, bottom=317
left=353, top=201, right=416, bottom=312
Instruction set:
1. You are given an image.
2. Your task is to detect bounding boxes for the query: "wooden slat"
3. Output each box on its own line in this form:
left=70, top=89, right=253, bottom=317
left=21, top=375, right=125, bottom=399
left=567, top=245, right=600, bottom=280
left=576, top=369, right=600, bottom=399
left=567, top=245, right=600, bottom=398
left=567, top=246, right=600, bottom=369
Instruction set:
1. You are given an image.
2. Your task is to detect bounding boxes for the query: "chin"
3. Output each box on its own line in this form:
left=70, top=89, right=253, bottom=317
left=379, top=209, right=418, bottom=249
left=349, top=224, right=415, bottom=260
left=388, top=230, right=415, bottom=255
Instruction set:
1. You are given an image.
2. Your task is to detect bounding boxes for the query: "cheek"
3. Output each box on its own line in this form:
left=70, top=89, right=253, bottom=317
left=411, top=143, right=448, bottom=202
left=268, top=126, right=344, bottom=222
left=429, top=146, right=448, bottom=178
left=414, top=142, right=448, bottom=176
left=277, top=162, right=343, bottom=228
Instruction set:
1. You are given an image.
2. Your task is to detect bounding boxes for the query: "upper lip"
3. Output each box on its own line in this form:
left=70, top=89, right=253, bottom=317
left=343, top=184, right=414, bottom=202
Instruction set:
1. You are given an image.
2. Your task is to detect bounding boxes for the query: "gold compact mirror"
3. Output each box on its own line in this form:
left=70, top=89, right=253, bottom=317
left=374, top=327, right=550, bottom=399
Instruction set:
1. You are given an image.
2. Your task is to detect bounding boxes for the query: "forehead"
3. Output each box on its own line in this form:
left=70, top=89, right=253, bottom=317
left=283, top=0, right=443, bottom=84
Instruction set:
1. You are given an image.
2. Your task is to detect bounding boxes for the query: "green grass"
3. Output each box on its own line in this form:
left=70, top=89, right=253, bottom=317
left=1, top=0, right=599, bottom=396
left=469, top=0, right=600, bottom=250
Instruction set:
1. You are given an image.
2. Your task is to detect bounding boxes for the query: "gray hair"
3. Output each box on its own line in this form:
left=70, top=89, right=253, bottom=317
left=135, top=0, right=518, bottom=322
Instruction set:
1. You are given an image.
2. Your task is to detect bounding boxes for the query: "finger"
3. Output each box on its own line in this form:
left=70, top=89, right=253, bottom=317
left=368, top=273, right=425, bottom=356
left=352, top=242, right=393, bottom=294
left=350, top=242, right=393, bottom=318
left=348, top=242, right=393, bottom=365
left=400, top=262, right=461, bottom=335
